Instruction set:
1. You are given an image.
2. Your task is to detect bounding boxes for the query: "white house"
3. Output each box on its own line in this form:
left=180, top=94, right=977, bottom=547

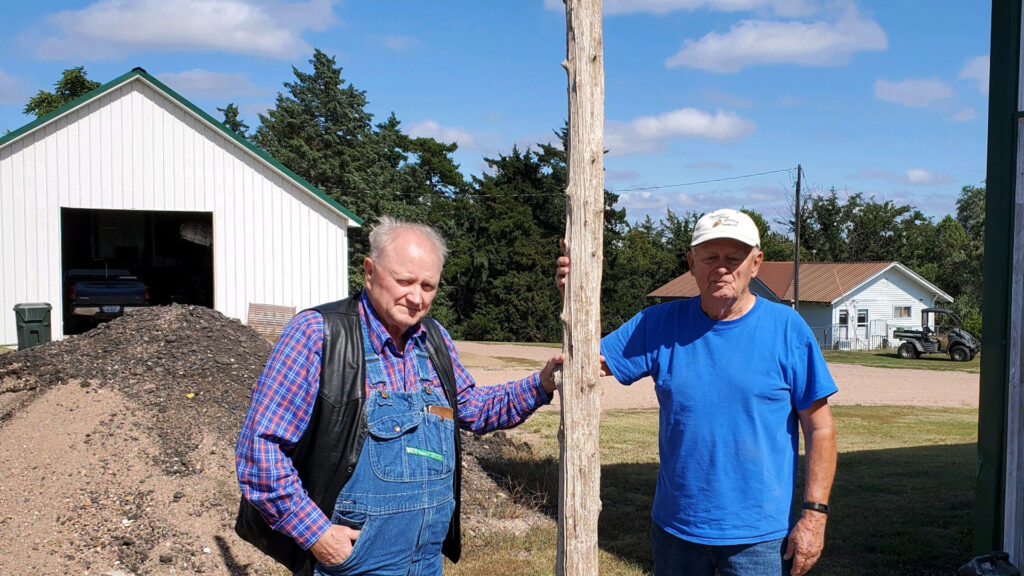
left=649, top=261, right=954, bottom=350
left=0, top=67, right=361, bottom=346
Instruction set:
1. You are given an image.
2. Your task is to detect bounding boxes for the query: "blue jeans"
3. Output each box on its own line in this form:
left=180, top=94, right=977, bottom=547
left=651, top=522, right=791, bottom=576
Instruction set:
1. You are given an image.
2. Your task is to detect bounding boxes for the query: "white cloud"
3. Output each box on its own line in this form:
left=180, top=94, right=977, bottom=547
left=959, top=55, right=990, bottom=95
left=904, top=168, right=953, bottom=186
left=35, top=0, right=335, bottom=60
left=874, top=78, right=954, bottom=108
left=615, top=184, right=789, bottom=223
left=407, top=121, right=552, bottom=157
left=156, top=69, right=269, bottom=99
left=605, top=107, right=756, bottom=156
left=850, top=167, right=954, bottom=186
left=952, top=108, right=977, bottom=122
left=0, top=68, right=26, bottom=104
left=406, top=120, right=478, bottom=149
left=615, top=190, right=671, bottom=213
left=544, top=0, right=816, bottom=17
left=382, top=35, right=420, bottom=52
left=665, top=7, right=886, bottom=73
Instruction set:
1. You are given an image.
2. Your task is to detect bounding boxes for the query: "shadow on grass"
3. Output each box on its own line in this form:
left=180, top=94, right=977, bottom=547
left=477, top=442, right=976, bottom=576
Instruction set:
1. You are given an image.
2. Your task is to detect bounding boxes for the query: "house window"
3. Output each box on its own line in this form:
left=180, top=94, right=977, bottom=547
left=838, top=310, right=849, bottom=325
left=893, top=306, right=911, bottom=318
left=857, top=309, right=868, bottom=328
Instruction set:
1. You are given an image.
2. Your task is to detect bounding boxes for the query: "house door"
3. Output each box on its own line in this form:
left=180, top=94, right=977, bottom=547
left=856, top=309, right=869, bottom=348
left=838, top=310, right=850, bottom=341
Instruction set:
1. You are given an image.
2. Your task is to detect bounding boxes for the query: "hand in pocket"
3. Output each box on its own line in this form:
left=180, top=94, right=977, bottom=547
left=310, top=523, right=361, bottom=566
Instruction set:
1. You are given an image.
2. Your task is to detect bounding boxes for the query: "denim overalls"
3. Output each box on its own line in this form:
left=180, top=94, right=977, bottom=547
left=314, top=321, right=457, bottom=576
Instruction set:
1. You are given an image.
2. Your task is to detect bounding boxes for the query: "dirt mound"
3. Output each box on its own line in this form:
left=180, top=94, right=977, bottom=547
left=0, top=306, right=545, bottom=575
left=2, top=304, right=271, bottom=475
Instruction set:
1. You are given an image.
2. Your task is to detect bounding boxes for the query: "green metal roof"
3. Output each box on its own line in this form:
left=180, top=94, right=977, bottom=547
left=0, top=67, right=362, bottom=226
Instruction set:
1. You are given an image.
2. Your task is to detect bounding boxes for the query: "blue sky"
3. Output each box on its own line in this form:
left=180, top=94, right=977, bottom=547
left=0, top=1, right=991, bottom=229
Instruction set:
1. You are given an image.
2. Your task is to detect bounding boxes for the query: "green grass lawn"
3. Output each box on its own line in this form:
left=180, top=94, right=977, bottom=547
left=822, top=349, right=980, bottom=373
left=448, top=406, right=978, bottom=576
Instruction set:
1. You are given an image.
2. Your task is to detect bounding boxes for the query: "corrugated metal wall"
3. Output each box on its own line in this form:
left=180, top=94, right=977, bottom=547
left=1004, top=82, right=1024, bottom=565
left=0, top=77, right=352, bottom=345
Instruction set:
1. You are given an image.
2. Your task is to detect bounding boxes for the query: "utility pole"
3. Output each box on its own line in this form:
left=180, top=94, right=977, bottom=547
left=558, top=0, right=604, bottom=574
left=793, top=164, right=802, bottom=311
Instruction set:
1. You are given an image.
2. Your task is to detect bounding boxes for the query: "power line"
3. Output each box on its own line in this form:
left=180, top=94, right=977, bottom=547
left=611, top=167, right=796, bottom=193
left=335, top=166, right=798, bottom=200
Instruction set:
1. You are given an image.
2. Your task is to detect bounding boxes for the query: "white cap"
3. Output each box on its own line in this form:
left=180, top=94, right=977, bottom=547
left=690, top=209, right=761, bottom=248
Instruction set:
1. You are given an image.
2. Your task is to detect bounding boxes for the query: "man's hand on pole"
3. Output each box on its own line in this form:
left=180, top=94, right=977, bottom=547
left=556, top=239, right=570, bottom=297
left=540, top=354, right=566, bottom=393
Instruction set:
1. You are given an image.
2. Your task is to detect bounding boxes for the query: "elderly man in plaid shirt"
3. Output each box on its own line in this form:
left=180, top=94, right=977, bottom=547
left=235, top=217, right=562, bottom=576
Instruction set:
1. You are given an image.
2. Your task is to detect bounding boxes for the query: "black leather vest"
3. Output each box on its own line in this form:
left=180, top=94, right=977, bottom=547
left=235, top=296, right=463, bottom=574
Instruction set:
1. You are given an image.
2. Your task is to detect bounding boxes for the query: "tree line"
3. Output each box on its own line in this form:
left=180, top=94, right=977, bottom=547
left=25, top=53, right=985, bottom=341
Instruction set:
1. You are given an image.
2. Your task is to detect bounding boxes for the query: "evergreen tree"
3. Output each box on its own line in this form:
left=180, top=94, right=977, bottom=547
left=601, top=217, right=677, bottom=332
left=460, top=146, right=566, bottom=341
left=217, top=103, right=249, bottom=137
left=660, top=208, right=697, bottom=267
left=254, top=49, right=428, bottom=292
left=407, top=136, right=473, bottom=332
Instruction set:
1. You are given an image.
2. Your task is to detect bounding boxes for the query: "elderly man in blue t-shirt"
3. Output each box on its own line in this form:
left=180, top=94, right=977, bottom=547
left=557, top=208, right=837, bottom=576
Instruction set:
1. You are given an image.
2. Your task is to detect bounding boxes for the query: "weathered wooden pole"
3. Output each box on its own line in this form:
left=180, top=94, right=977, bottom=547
left=557, top=0, right=604, bottom=574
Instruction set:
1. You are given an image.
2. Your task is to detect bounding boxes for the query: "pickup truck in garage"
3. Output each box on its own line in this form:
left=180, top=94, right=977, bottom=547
left=65, top=268, right=149, bottom=331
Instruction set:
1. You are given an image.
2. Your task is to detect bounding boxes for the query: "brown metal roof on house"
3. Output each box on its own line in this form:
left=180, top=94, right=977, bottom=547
left=648, top=273, right=701, bottom=299
left=649, top=261, right=896, bottom=303
left=753, top=262, right=794, bottom=298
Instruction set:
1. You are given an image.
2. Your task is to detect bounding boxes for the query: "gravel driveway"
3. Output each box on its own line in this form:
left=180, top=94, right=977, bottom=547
left=454, top=341, right=980, bottom=410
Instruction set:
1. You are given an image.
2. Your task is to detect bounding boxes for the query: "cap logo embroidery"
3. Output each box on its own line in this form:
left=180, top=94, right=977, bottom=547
left=711, top=215, right=737, bottom=228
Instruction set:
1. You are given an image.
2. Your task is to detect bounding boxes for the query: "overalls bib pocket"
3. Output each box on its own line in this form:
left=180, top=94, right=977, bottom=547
left=367, top=398, right=454, bottom=482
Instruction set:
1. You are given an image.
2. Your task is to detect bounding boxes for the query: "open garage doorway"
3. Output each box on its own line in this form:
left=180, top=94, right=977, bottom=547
left=61, top=208, right=213, bottom=334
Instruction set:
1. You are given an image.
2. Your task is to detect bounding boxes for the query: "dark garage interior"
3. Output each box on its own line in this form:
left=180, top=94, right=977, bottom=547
left=61, top=208, right=213, bottom=334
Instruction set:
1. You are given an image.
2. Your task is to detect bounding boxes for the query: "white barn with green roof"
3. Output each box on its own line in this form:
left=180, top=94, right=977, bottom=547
left=0, top=67, right=361, bottom=346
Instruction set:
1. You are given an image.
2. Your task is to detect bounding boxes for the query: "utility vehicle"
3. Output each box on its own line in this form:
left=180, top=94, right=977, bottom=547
left=892, top=308, right=979, bottom=362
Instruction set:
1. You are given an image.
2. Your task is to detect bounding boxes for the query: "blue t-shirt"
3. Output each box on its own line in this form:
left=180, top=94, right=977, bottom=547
left=601, top=296, right=837, bottom=545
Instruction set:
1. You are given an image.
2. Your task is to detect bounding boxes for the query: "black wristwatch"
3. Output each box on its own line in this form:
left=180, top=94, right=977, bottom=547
left=802, top=501, right=830, bottom=514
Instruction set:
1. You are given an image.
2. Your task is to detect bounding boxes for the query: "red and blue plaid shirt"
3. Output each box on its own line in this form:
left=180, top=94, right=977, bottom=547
left=235, top=291, right=552, bottom=549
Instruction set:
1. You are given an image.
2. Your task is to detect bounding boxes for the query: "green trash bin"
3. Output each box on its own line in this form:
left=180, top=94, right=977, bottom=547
left=13, top=302, right=52, bottom=351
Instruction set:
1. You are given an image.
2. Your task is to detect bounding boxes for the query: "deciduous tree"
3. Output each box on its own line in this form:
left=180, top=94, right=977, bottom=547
left=24, top=66, right=100, bottom=118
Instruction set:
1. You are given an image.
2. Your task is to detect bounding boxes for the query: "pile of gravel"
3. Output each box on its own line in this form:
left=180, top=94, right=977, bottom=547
left=0, top=304, right=271, bottom=474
